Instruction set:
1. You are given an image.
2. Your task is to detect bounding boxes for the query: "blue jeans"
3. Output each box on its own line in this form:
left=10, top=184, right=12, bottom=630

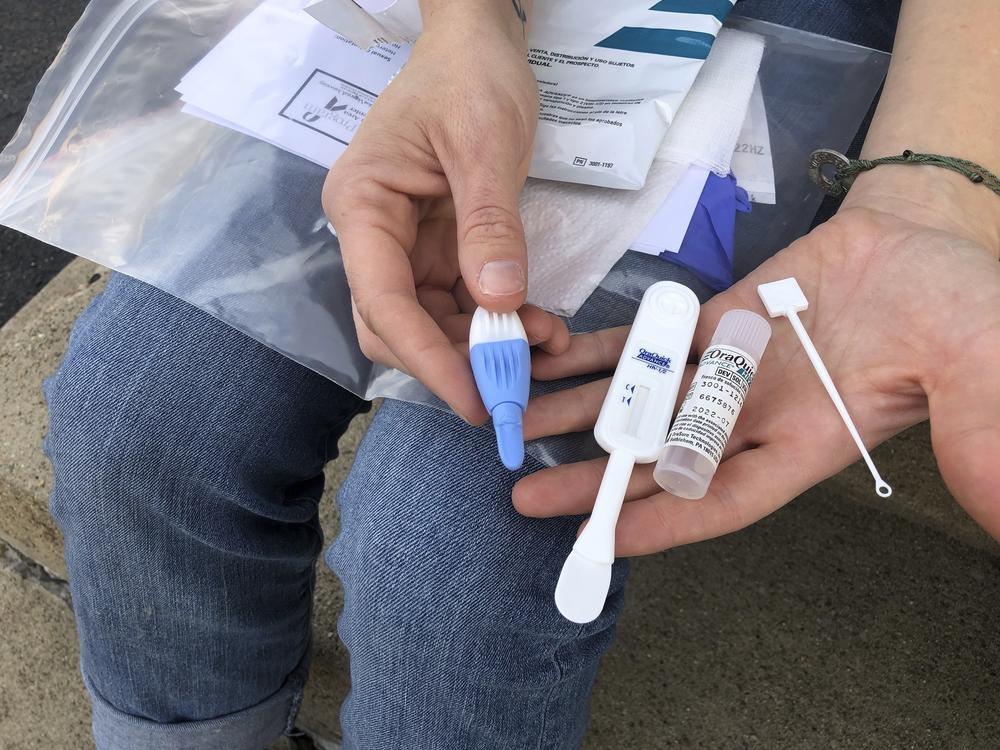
left=44, top=5, right=898, bottom=748
left=46, top=258, right=677, bottom=749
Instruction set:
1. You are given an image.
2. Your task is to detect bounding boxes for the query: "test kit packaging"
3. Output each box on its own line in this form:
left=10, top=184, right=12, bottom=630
left=527, top=0, right=734, bottom=189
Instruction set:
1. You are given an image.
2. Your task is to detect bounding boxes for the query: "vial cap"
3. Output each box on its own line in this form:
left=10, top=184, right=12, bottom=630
left=709, top=309, right=772, bottom=364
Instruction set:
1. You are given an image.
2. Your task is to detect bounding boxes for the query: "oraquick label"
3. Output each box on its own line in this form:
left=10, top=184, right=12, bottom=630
left=664, top=345, right=758, bottom=468
left=629, top=338, right=679, bottom=377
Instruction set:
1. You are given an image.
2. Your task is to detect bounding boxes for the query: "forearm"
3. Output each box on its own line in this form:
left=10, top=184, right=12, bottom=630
left=419, top=0, right=532, bottom=47
left=844, top=0, right=1000, bottom=254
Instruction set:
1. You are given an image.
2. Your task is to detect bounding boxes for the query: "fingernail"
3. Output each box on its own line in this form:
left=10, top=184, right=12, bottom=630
left=478, top=260, right=525, bottom=297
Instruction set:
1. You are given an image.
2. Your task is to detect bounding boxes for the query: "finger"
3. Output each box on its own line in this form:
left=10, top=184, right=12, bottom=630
left=416, top=285, right=470, bottom=346
left=356, top=302, right=478, bottom=384
left=448, top=154, right=528, bottom=313
left=928, top=347, right=1000, bottom=538
left=455, top=277, right=568, bottom=351
left=435, top=303, right=568, bottom=353
left=438, top=313, right=473, bottom=345
left=332, top=191, right=487, bottom=423
left=522, top=378, right=610, bottom=440
left=416, top=286, right=461, bottom=324
left=409, top=213, right=460, bottom=290
left=513, top=459, right=659, bottom=518
left=524, top=361, right=699, bottom=443
left=352, top=304, right=406, bottom=372
left=613, top=442, right=828, bottom=556
left=452, top=278, right=478, bottom=315
left=532, top=327, right=630, bottom=380
left=517, top=305, right=571, bottom=354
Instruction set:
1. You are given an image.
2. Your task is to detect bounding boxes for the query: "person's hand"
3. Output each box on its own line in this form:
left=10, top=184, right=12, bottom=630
left=513, top=172, right=1000, bottom=554
left=323, top=3, right=560, bottom=423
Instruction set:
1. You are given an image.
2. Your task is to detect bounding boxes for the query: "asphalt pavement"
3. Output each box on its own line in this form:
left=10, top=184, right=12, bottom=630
left=0, top=0, right=88, bottom=325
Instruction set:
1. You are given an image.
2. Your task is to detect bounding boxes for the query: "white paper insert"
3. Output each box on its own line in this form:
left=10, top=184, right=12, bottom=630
left=631, top=164, right=710, bottom=256
left=177, top=0, right=410, bottom=168
left=730, top=81, right=776, bottom=204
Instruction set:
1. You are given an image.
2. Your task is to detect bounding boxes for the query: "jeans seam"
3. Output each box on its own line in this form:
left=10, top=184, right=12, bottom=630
left=284, top=559, right=319, bottom=736
left=322, top=399, right=371, bottom=464
left=285, top=683, right=306, bottom=736
left=536, top=624, right=585, bottom=750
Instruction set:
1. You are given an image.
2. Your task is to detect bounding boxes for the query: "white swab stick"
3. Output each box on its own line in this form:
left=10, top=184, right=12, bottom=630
left=555, top=282, right=700, bottom=624
left=758, top=278, right=892, bottom=498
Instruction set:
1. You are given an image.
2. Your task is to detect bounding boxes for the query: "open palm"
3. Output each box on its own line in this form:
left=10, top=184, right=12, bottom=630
left=513, top=205, right=1000, bottom=554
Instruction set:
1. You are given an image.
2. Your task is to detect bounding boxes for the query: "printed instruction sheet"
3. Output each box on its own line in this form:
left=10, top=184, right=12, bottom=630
left=177, top=0, right=410, bottom=168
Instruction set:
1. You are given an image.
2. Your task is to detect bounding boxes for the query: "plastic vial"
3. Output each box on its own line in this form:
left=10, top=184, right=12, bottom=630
left=654, top=309, right=771, bottom=500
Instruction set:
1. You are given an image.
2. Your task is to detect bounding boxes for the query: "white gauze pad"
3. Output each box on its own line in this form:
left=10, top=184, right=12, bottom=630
left=522, top=29, right=766, bottom=317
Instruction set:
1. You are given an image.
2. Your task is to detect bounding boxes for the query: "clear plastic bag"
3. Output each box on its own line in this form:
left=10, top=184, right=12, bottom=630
left=0, top=1, right=889, bottom=446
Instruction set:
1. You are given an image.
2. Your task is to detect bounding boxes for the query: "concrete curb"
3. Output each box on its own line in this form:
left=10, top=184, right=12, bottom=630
left=0, top=540, right=93, bottom=749
left=0, top=258, right=106, bottom=577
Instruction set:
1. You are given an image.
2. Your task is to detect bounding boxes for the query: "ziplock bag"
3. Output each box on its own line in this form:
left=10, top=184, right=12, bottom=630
left=170, top=3, right=757, bottom=317
left=310, top=0, right=736, bottom=190
left=307, top=0, right=423, bottom=47
left=0, top=1, right=889, bottom=444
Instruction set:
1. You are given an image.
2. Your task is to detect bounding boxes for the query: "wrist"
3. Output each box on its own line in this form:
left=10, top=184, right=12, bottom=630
left=841, top=163, right=1000, bottom=257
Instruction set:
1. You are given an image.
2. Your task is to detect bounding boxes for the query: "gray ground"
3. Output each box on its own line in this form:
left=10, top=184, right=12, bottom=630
left=0, top=0, right=86, bottom=324
left=591, top=459, right=1000, bottom=749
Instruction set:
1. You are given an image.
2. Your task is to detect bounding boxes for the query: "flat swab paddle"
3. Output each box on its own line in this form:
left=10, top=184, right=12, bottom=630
left=757, top=277, right=892, bottom=498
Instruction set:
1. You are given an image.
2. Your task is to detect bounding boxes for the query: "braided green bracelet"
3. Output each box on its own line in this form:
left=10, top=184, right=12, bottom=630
left=808, top=148, right=1000, bottom=199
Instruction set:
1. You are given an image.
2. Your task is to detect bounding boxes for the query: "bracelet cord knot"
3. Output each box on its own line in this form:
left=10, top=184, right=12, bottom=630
left=808, top=149, right=1000, bottom=200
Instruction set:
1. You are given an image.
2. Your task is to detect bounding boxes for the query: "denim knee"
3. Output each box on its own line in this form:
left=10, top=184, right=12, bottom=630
left=44, top=275, right=337, bottom=554
left=44, top=274, right=362, bottom=726
left=330, top=399, right=628, bottom=749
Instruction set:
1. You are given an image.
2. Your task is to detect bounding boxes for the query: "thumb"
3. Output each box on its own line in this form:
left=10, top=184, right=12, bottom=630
left=449, top=156, right=528, bottom=313
left=928, top=348, right=1000, bottom=540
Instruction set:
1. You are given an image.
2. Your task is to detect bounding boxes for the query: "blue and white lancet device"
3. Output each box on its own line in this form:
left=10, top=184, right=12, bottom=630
left=470, top=308, right=531, bottom=471
left=555, top=282, right=700, bottom=623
